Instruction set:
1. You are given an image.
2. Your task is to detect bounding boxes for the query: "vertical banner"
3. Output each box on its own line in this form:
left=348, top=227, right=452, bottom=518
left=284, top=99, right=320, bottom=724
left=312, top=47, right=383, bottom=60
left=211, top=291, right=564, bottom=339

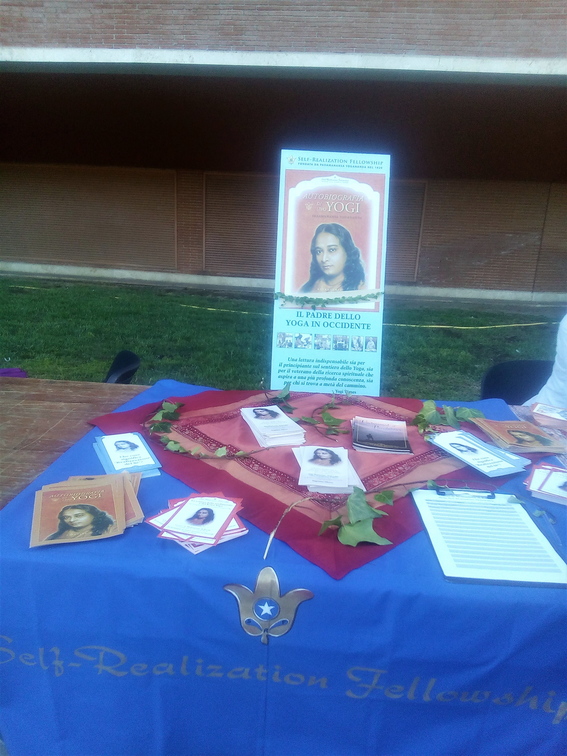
left=270, top=149, right=390, bottom=396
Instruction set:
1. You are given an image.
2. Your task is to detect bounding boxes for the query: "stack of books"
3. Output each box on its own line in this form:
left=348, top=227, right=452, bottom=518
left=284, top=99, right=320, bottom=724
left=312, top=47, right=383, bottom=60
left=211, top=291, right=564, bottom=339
left=525, top=463, right=567, bottom=506
left=351, top=416, right=412, bottom=454
left=30, top=472, right=144, bottom=547
left=146, top=493, right=248, bottom=554
left=292, top=446, right=365, bottom=494
left=240, top=405, right=305, bottom=447
left=470, top=418, right=566, bottom=454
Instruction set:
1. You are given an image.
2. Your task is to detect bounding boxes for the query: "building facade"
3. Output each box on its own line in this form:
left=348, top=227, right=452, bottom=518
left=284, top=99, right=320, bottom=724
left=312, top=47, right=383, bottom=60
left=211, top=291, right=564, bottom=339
left=1, top=2, right=566, bottom=301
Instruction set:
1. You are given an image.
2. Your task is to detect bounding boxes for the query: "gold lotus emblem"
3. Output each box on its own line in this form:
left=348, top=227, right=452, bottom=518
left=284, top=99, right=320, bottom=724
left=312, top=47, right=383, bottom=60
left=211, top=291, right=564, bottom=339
left=224, top=567, right=313, bottom=644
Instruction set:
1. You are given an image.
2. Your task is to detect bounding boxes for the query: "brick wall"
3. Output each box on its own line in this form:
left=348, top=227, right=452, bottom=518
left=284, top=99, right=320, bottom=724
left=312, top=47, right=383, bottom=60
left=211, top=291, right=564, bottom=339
left=1, top=1, right=565, bottom=58
left=2, top=163, right=565, bottom=292
left=176, top=171, right=204, bottom=274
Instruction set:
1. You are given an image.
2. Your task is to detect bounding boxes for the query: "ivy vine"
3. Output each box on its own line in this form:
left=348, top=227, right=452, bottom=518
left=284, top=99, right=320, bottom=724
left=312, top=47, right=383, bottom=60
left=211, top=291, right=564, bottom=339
left=274, top=291, right=382, bottom=309
left=145, top=401, right=262, bottom=460
left=410, top=400, right=485, bottom=435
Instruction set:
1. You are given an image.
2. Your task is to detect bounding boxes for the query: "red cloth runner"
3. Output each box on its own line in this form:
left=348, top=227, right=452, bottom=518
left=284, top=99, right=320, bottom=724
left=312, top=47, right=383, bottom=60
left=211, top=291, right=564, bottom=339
left=92, top=390, right=503, bottom=579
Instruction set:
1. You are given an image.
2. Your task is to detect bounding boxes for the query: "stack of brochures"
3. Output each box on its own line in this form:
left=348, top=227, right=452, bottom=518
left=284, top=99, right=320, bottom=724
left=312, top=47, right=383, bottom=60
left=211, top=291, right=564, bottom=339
left=146, top=493, right=248, bottom=554
left=470, top=418, right=566, bottom=454
left=30, top=472, right=144, bottom=548
left=525, top=463, right=567, bottom=506
left=94, top=432, right=162, bottom=477
left=429, top=430, right=530, bottom=478
left=292, top=446, right=365, bottom=494
left=351, top=416, right=412, bottom=454
left=240, top=405, right=305, bottom=447
left=530, top=403, right=567, bottom=429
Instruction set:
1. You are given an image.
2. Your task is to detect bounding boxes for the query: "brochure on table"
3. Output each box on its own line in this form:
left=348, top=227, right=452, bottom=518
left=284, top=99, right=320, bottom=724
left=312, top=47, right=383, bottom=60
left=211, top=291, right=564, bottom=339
left=270, top=149, right=390, bottom=395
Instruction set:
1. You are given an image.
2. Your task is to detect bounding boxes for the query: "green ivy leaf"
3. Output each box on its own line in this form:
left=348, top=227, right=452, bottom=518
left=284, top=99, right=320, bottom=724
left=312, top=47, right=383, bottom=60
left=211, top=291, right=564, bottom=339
left=164, top=440, right=187, bottom=453
left=421, top=400, right=443, bottom=425
left=454, top=407, right=485, bottom=421
left=318, top=515, right=343, bottom=535
left=427, top=480, right=450, bottom=491
left=320, top=411, right=345, bottom=427
left=149, top=421, right=173, bottom=433
left=411, top=400, right=485, bottom=434
left=214, top=446, right=228, bottom=457
left=347, top=487, right=386, bottom=524
left=374, top=490, right=395, bottom=506
left=160, top=411, right=180, bottom=421
left=442, top=405, right=460, bottom=429
left=277, top=383, right=291, bottom=400
left=300, top=416, right=319, bottom=425
left=338, top=519, right=393, bottom=547
left=162, top=402, right=183, bottom=413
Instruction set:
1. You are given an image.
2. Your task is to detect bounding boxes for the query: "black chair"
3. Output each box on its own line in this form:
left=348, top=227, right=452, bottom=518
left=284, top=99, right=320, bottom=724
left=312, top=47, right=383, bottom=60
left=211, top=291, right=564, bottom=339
left=480, top=360, right=554, bottom=405
left=104, top=350, right=141, bottom=384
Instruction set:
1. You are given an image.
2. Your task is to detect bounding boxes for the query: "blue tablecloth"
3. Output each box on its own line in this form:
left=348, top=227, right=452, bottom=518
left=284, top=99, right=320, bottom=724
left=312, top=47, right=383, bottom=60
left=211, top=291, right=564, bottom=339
left=1, top=380, right=566, bottom=756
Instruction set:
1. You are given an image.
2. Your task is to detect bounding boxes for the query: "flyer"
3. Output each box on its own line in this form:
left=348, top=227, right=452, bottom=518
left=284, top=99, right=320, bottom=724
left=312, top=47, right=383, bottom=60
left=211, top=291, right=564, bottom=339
left=271, top=149, right=390, bottom=395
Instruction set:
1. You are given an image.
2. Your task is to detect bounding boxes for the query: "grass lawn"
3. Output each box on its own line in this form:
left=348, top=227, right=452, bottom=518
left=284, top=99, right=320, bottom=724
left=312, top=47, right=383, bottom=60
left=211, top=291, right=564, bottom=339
left=0, top=277, right=561, bottom=401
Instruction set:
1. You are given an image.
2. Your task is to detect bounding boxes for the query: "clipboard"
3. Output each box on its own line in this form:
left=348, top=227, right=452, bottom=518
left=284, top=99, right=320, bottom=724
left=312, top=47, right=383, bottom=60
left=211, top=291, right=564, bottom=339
left=412, top=488, right=567, bottom=587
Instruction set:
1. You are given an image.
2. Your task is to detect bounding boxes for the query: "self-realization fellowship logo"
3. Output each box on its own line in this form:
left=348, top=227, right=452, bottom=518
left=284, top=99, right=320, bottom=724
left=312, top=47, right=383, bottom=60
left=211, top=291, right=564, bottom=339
left=224, top=567, right=313, bottom=644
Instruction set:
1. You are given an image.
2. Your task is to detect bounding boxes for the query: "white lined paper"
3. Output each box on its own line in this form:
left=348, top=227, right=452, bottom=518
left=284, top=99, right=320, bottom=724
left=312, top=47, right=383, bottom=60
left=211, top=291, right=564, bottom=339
left=412, top=490, right=567, bottom=585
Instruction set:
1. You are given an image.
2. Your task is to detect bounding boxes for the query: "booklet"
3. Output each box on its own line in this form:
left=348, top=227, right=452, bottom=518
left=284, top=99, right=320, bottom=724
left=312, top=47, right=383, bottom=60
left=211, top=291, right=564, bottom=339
left=470, top=418, right=566, bottom=454
left=412, top=488, right=567, bottom=586
left=428, top=430, right=529, bottom=478
left=94, top=432, right=162, bottom=477
left=351, top=416, right=412, bottom=454
left=240, top=405, right=305, bottom=448
left=145, top=493, right=248, bottom=553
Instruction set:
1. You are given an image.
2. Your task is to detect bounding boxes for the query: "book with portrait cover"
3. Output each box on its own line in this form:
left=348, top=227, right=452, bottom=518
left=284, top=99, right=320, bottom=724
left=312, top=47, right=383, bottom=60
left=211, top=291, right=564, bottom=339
left=30, top=479, right=126, bottom=547
left=470, top=418, right=566, bottom=454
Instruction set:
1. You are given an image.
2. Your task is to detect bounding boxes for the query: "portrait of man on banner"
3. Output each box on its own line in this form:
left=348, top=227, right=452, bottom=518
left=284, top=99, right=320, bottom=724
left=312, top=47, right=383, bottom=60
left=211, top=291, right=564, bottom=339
left=280, top=171, right=386, bottom=303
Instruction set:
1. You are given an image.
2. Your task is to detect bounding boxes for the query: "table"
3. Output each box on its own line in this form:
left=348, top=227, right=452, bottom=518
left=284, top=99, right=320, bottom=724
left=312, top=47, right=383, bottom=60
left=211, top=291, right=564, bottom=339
left=0, top=378, right=149, bottom=509
left=0, top=379, right=565, bottom=756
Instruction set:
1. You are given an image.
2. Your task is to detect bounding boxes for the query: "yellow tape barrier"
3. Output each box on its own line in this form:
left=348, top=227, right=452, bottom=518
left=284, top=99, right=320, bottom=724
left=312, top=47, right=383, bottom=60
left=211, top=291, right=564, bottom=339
left=7, top=287, right=558, bottom=330
left=178, top=305, right=556, bottom=330
left=383, top=321, right=557, bottom=330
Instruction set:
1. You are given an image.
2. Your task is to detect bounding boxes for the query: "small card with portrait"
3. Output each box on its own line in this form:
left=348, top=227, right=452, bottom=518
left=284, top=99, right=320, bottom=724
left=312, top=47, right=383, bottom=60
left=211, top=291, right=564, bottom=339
left=145, top=492, right=247, bottom=552
left=429, top=430, right=529, bottom=478
left=94, top=432, right=162, bottom=477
